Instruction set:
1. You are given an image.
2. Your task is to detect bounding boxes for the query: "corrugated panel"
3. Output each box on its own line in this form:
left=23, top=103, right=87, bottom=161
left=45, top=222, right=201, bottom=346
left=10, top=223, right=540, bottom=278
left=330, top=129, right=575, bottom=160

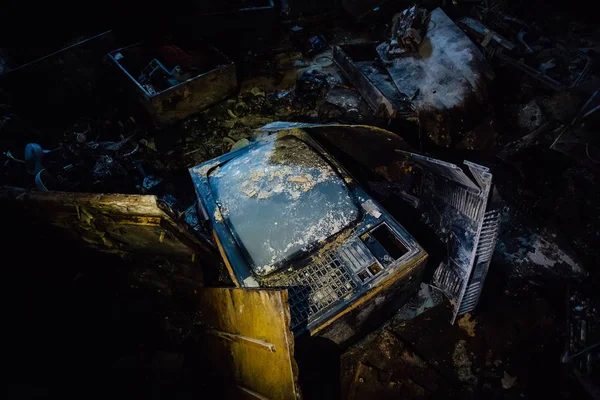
left=437, top=179, right=484, bottom=220
left=457, top=209, right=502, bottom=316
left=458, top=280, right=481, bottom=315
left=433, top=262, right=462, bottom=298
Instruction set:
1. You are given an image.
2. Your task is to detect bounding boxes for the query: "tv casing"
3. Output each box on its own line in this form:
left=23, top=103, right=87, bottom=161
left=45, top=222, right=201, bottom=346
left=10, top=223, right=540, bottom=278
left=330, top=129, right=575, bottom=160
left=190, top=128, right=427, bottom=340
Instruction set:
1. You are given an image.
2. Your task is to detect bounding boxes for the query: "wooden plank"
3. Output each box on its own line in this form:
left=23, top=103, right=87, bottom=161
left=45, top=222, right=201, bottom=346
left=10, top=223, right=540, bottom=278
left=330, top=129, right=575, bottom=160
left=213, top=230, right=241, bottom=287
left=0, top=188, right=165, bottom=216
left=198, top=288, right=301, bottom=400
left=0, top=187, right=216, bottom=260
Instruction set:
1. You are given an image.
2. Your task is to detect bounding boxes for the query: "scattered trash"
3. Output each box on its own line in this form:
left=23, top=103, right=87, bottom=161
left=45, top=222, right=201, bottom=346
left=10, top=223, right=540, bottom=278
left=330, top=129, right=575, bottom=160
left=563, top=285, right=600, bottom=398
left=380, top=5, right=429, bottom=59
left=308, top=35, right=328, bottom=56
left=142, top=175, right=163, bottom=191
left=289, top=25, right=328, bottom=56
left=230, top=138, right=251, bottom=151
left=249, top=87, right=265, bottom=97
left=458, top=17, right=516, bottom=52
left=460, top=10, right=592, bottom=91
left=395, top=283, right=444, bottom=322
left=24, top=143, right=51, bottom=175
left=495, top=209, right=587, bottom=280
left=318, top=86, right=373, bottom=123
left=551, top=91, right=600, bottom=171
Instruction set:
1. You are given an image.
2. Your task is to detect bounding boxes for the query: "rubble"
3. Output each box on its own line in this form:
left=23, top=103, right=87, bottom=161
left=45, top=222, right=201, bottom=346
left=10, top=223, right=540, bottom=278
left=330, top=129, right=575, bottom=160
left=551, top=90, right=600, bottom=171
left=495, top=209, right=587, bottom=280
left=459, top=8, right=593, bottom=91
left=1, top=1, right=600, bottom=398
left=335, top=8, right=495, bottom=147
left=501, top=371, right=517, bottom=389
left=458, top=314, right=477, bottom=338
left=381, top=5, right=429, bottom=58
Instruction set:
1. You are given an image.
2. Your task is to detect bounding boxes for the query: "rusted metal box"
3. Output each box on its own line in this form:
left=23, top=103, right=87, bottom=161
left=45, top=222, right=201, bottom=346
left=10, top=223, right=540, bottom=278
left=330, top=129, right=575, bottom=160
left=108, top=43, right=236, bottom=124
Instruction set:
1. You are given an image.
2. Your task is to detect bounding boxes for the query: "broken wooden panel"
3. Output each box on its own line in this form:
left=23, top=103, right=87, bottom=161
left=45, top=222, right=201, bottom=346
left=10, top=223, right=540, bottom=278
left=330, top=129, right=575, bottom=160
left=264, top=124, right=501, bottom=323
left=0, top=188, right=216, bottom=261
left=197, top=287, right=301, bottom=400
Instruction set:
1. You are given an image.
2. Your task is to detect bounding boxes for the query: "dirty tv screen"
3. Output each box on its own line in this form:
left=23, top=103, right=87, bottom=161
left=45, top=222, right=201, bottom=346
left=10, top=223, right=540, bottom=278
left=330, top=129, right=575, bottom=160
left=190, top=128, right=427, bottom=335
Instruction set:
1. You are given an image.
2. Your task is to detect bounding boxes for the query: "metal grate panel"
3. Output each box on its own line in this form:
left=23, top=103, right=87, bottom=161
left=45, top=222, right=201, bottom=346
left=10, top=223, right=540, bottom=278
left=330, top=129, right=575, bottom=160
left=458, top=280, right=482, bottom=315
left=437, top=179, right=485, bottom=220
left=281, top=252, right=359, bottom=329
left=458, top=209, right=502, bottom=315
left=476, top=211, right=501, bottom=262
left=433, top=262, right=462, bottom=298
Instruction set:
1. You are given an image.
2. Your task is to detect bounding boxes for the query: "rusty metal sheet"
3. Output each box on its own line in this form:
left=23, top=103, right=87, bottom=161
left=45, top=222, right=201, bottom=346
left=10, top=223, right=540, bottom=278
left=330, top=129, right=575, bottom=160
left=197, top=287, right=301, bottom=400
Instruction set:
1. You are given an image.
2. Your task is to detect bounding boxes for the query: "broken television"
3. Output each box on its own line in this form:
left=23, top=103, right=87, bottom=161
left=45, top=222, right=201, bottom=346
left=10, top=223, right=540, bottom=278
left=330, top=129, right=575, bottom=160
left=190, top=129, right=427, bottom=334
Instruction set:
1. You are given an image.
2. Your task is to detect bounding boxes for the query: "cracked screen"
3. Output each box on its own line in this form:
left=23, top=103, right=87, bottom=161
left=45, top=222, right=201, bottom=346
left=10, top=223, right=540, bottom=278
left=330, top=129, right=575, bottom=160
left=209, top=136, right=360, bottom=276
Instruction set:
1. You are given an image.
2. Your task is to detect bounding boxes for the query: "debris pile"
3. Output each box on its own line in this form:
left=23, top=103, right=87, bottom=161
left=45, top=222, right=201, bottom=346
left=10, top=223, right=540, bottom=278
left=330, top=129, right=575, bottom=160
left=1, top=117, right=162, bottom=194
left=459, top=6, right=593, bottom=91
left=382, top=5, right=429, bottom=58
left=1, top=0, right=599, bottom=398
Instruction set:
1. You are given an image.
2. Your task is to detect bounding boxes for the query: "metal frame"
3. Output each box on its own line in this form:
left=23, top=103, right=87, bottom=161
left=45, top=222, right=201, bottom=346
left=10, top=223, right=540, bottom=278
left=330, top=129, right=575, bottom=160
left=397, top=150, right=501, bottom=322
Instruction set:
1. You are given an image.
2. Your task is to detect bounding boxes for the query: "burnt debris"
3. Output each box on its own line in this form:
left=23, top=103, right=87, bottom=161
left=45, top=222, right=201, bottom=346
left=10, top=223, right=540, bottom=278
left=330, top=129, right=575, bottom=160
left=381, top=5, right=429, bottom=59
left=2, top=1, right=600, bottom=398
